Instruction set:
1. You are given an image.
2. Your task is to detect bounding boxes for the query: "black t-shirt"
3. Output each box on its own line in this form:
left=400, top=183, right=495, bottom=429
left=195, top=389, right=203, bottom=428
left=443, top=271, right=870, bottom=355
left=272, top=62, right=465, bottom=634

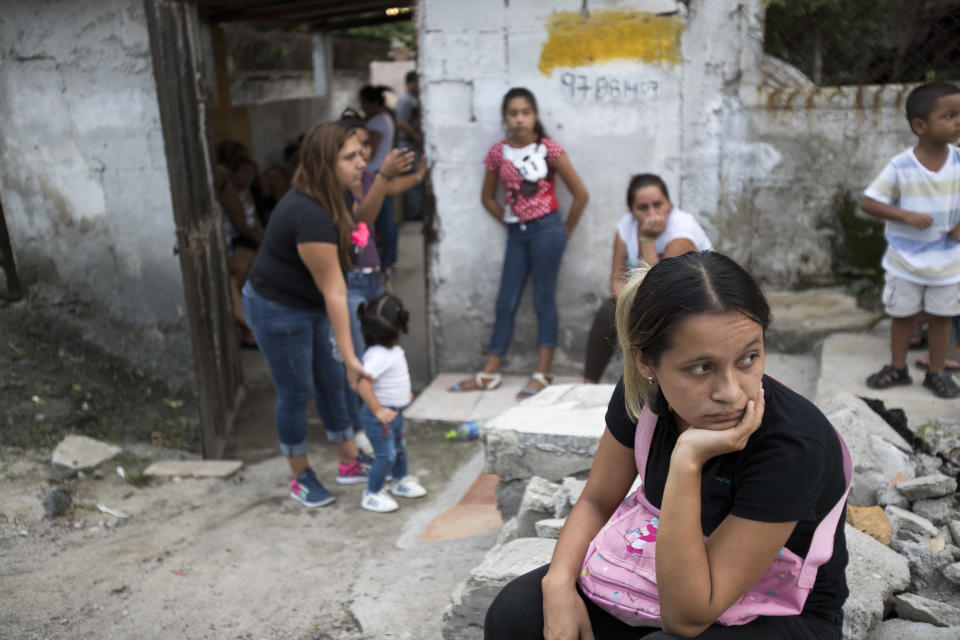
left=605, top=375, right=848, bottom=620
left=248, top=189, right=340, bottom=310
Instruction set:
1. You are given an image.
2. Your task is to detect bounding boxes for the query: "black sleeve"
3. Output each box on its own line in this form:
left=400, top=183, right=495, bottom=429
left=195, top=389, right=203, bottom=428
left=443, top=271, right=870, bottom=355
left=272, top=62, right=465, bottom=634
left=605, top=377, right=637, bottom=448
left=731, top=431, right=827, bottom=523
left=294, top=203, right=339, bottom=245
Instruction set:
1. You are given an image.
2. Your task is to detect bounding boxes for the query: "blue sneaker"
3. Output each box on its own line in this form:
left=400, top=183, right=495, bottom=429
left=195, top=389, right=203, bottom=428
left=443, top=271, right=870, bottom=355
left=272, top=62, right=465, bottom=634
left=355, top=451, right=375, bottom=470
left=353, top=451, right=390, bottom=481
left=290, top=468, right=335, bottom=507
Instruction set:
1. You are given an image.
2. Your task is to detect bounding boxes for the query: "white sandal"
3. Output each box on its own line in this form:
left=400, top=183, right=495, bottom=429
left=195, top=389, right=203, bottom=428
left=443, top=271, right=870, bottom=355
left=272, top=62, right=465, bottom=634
left=516, top=372, right=552, bottom=399
left=448, top=371, right=502, bottom=392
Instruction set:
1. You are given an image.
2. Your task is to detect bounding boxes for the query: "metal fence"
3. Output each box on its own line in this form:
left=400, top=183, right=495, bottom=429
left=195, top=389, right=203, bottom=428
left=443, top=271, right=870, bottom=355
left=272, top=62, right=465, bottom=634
left=764, top=0, right=960, bottom=86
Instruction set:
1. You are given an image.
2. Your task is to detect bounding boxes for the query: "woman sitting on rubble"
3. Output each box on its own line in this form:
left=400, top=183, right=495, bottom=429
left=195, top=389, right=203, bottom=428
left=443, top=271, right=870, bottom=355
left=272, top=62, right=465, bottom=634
left=241, top=121, right=373, bottom=507
left=484, top=251, right=850, bottom=640
left=583, top=173, right=712, bottom=383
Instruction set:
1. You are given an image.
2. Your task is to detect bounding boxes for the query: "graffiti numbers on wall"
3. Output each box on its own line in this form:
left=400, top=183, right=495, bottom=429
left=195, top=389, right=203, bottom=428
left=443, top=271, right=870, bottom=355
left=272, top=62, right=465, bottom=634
left=560, top=72, right=660, bottom=103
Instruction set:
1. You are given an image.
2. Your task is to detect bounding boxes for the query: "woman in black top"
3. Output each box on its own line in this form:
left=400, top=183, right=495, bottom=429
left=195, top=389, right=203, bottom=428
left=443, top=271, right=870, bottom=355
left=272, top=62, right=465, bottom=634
left=242, top=122, right=372, bottom=507
left=484, top=252, right=848, bottom=639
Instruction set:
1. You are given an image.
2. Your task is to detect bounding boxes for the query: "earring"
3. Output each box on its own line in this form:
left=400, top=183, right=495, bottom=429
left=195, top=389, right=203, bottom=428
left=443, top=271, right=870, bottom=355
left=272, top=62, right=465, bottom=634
left=647, top=376, right=655, bottom=385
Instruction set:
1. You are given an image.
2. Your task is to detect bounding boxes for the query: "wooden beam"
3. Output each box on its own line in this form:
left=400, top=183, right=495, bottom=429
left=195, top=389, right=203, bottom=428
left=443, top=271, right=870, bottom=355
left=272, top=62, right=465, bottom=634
left=143, top=0, right=243, bottom=458
left=315, top=10, right=413, bottom=30
left=208, top=0, right=412, bottom=24
left=0, top=197, right=22, bottom=300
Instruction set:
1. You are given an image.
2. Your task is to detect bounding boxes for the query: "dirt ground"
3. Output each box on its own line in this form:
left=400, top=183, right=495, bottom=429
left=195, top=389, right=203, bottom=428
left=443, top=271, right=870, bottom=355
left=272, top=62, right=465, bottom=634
left=0, top=295, right=498, bottom=639
left=0, top=296, right=200, bottom=452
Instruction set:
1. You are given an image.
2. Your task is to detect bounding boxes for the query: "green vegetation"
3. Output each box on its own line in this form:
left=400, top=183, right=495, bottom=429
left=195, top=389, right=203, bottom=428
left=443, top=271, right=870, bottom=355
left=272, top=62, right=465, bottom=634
left=765, top=0, right=959, bottom=85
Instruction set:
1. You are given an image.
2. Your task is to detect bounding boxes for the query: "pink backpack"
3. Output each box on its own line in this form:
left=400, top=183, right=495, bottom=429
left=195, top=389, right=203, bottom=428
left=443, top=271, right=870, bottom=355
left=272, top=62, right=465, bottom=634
left=577, top=406, right=852, bottom=627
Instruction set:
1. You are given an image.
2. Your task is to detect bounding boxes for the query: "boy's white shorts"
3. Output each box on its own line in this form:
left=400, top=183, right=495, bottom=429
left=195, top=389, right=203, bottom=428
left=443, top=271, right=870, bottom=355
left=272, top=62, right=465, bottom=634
left=883, top=274, right=960, bottom=317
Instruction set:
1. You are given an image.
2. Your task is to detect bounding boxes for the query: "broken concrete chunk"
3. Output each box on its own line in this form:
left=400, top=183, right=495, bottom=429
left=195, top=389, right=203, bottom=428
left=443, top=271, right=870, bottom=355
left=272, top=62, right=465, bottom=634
left=890, top=538, right=960, bottom=593
left=442, top=538, right=556, bottom=640
left=943, top=562, right=960, bottom=586
left=876, top=486, right=910, bottom=509
left=552, top=477, right=586, bottom=519
left=896, top=474, right=957, bottom=501
left=912, top=497, right=957, bottom=527
left=894, top=592, right=960, bottom=627
left=886, top=505, right=940, bottom=540
left=495, top=476, right=560, bottom=544
left=534, top=518, right=565, bottom=539
left=143, top=460, right=242, bottom=477
left=949, top=520, right=960, bottom=547
left=842, top=525, right=911, bottom=640
left=51, top=435, right=121, bottom=470
left=875, top=618, right=960, bottom=639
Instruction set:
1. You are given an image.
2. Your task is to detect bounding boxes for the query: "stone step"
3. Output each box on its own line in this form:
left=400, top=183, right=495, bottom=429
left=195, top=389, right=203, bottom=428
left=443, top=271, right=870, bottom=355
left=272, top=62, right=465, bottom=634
left=405, top=372, right=583, bottom=425
left=765, top=287, right=883, bottom=352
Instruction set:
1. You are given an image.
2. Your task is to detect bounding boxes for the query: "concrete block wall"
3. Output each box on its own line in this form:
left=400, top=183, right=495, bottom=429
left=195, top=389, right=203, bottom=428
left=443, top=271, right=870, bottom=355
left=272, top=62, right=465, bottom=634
left=0, top=0, right=190, bottom=382
left=419, top=0, right=758, bottom=376
left=718, top=85, right=918, bottom=285
left=419, top=0, right=926, bottom=375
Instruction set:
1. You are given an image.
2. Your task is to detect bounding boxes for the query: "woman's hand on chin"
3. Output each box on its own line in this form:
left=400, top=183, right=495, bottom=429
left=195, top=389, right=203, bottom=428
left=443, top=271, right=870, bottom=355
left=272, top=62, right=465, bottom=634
left=674, top=389, right=765, bottom=467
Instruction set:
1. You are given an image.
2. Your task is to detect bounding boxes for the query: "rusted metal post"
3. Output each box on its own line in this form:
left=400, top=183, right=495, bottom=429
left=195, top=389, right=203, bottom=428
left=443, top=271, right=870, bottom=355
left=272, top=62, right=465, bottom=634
left=143, top=0, right=243, bottom=458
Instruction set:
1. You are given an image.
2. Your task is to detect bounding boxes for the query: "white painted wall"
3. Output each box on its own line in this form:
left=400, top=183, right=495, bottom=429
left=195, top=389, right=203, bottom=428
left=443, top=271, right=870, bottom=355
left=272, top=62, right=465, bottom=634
left=419, top=0, right=920, bottom=376
left=0, top=0, right=190, bottom=383
left=420, top=0, right=753, bottom=376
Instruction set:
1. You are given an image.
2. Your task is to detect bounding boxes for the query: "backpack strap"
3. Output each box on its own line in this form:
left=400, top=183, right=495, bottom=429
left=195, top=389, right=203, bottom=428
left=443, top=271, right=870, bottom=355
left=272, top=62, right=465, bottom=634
left=631, top=407, right=659, bottom=511
left=797, top=426, right=853, bottom=588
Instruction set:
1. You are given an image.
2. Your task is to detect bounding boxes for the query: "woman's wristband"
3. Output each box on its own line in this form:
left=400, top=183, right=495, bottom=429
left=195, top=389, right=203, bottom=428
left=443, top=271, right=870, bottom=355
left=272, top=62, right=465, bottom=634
left=639, top=235, right=658, bottom=242
left=377, top=169, right=395, bottom=180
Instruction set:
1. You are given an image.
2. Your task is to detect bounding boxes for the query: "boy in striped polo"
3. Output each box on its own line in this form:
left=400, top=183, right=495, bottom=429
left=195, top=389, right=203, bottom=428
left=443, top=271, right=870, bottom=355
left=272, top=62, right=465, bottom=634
left=862, top=81, right=960, bottom=398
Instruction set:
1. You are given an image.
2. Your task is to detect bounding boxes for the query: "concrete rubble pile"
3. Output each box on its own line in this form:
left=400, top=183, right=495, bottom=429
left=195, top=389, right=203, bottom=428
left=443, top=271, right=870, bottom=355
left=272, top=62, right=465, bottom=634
left=442, top=387, right=960, bottom=640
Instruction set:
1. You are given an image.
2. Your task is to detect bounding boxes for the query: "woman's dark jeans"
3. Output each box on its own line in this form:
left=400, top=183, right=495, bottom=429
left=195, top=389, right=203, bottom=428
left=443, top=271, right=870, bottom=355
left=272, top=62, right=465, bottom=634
left=485, top=564, right=842, bottom=640
left=241, top=283, right=354, bottom=456
left=375, top=196, right=398, bottom=269
left=488, top=210, right=568, bottom=355
left=584, top=295, right=619, bottom=381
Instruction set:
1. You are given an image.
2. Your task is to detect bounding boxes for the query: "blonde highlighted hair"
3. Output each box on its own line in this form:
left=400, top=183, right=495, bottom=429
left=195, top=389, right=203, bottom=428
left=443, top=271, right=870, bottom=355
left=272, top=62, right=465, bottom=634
left=614, top=252, right=772, bottom=421
left=291, top=122, right=357, bottom=268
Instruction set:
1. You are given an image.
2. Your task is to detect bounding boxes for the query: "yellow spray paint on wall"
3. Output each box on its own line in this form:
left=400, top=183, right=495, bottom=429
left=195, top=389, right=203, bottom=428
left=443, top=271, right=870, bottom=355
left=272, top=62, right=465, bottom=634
left=538, top=9, right=684, bottom=75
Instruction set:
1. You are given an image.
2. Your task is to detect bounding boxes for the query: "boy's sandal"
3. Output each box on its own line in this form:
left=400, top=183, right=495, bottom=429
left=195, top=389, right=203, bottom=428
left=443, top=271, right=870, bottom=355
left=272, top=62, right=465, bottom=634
left=865, top=365, right=912, bottom=389
left=516, top=372, right=553, bottom=400
left=923, top=370, right=960, bottom=399
left=448, top=371, right=502, bottom=392
left=915, top=352, right=960, bottom=372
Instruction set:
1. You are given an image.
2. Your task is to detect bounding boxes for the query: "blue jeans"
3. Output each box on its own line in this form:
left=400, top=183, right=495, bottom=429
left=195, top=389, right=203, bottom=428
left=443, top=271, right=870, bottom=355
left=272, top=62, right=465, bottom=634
left=360, top=404, right=407, bottom=493
left=488, top=210, right=568, bottom=355
left=399, top=140, right=422, bottom=221
left=338, top=270, right=386, bottom=432
left=241, top=283, right=354, bottom=457
left=375, top=195, right=398, bottom=269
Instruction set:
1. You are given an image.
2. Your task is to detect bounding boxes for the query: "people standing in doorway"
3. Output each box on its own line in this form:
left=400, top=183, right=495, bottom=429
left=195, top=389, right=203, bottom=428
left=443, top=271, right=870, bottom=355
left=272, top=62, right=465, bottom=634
left=861, top=81, right=960, bottom=398
left=449, top=87, right=589, bottom=399
left=583, top=174, right=712, bottom=383
left=220, top=156, right=264, bottom=348
left=241, top=121, right=373, bottom=508
left=395, top=70, right=424, bottom=221
left=359, top=85, right=400, bottom=275
left=258, top=139, right=301, bottom=226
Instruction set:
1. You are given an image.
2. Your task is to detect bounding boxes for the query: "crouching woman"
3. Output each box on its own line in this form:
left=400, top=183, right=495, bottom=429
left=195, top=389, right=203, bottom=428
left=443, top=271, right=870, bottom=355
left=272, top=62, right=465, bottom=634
left=484, top=251, right=850, bottom=639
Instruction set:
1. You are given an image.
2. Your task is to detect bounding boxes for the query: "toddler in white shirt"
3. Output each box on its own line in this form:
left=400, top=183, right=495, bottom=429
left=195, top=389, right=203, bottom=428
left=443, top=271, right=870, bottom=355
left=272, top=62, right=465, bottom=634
left=355, top=294, right=427, bottom=513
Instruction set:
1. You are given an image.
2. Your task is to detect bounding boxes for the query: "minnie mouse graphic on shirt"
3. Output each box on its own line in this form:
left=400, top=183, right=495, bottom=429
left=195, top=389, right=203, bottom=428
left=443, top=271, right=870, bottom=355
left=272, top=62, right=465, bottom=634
left=484, top=136, right=563, bottom=223
left=502, top=142, right=549, bottom=198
